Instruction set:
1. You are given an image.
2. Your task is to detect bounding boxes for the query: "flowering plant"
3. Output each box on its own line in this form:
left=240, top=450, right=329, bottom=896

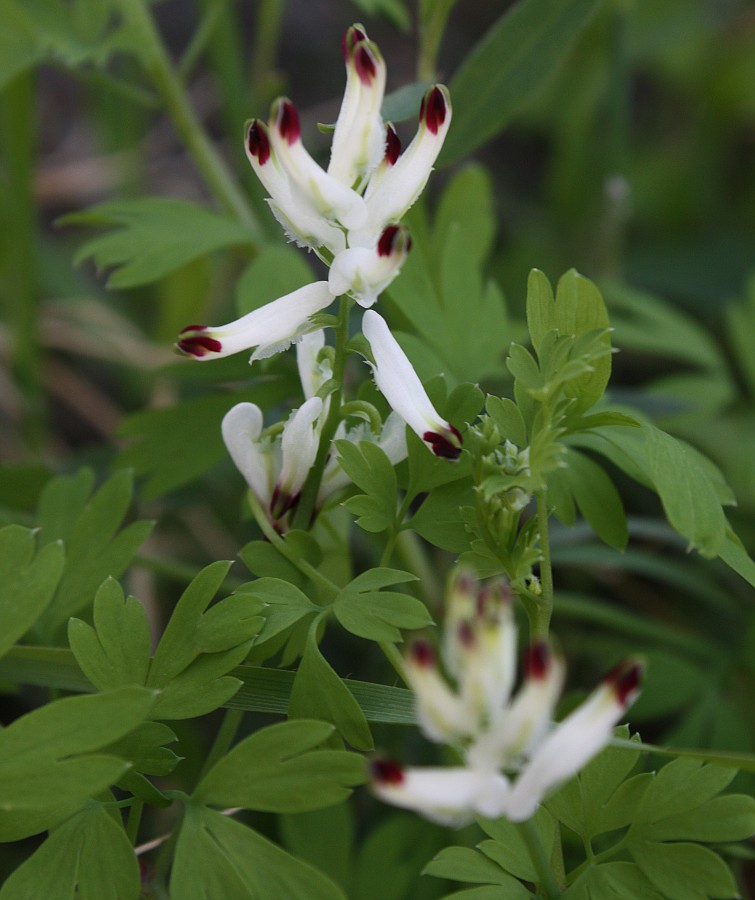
left=1, top=3, right=754, bottom=899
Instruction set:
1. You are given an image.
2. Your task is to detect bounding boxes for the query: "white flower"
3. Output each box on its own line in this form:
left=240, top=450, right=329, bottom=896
left=370, top=571, right=643, bottom=826
left=221, top=398, right=323, bottom=527
left=329, top=224, right=412, bottom=308
left=175, top=282, right=334, bottom=363
left=361, top=309, right=462, bottom=459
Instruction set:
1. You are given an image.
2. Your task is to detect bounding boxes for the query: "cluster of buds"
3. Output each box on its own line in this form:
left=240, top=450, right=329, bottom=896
left=177, top=24, right=463, bottom=497
left=370, top=570, right=642, bottom=825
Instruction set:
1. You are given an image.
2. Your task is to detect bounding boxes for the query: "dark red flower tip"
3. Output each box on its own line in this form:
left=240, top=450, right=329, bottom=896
left=343, top=24, right=368, bottom=59
left=385, top=124, right=401, bottom=165
left=276, top=100, right=300, bottom=144
left=525, top=640, right=551, bottom=680
left=176, top=331, right=222, bottom=358
left=270, top=486, right=299, bottom=521
left=457, top=620, right=475, bottom=649
left=354, top=42, right=378, bottom=86
left=420, top=86, right=448, bottom=136
left=423, top=424, right=462, bottom=460
left=409, top=639, right=435, bottom=668
left=605, top=659, right=644, bottom=706
left=247, top=120, right=270, bottom=165
left=377, top=224, right=402, bottom=256
left=370, top=757, right=405, bottom=785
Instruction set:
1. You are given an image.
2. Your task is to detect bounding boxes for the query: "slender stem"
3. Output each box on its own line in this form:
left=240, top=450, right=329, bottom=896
left=417, top=0, right=458, bottom=82
left=533, top=490, right=554, bottom=639
left=378, top=640, right=408, bottom=685
left=250, top=0, right=285, bottom=108
left=291, top=297, right=353, bottom=531
left=197, top=707, right=244, bottom=783
left=116, top=0, right=258, bottom=229
left=126, top=798, right=144, bottom=846
left=518, top=817, right=562, bottom=900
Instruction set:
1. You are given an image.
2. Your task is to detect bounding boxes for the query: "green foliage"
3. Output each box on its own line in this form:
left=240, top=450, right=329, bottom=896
left=194, top=719, right=367, bottom=812
left=0, top=525, right=64, bottom=659
left=69, top=562, right=263, bottom=719
left=0, top=688, right=154, bottom=841
left=333, top=568, right=431, bottom=642
left=0, top=803, right=140, bottom=900
left=62, top=198, right=259, bottom=288
left=171, top=803, right=348, bottom=900
left=338, top=440, right=400, bottom=533
left=34, top=469, right=153, bottom=639
left=441, top=0, right=602, bottom=166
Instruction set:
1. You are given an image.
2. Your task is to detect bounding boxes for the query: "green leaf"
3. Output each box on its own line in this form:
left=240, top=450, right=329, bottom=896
left=564, top=862, right=663, bottom=900
left=62, top=198, right=258, bottom=288
left=562, top=448, right=628, bottom=550
left=0, top=687, right=155, bottom=841
left=0, top=804, right=140, bottom=900
left=639, top=794, right=755, bottom=844
left=632, top=758, right=735, bottom=826
left=333, top=568, right=429, bottom=642
left=235, top=577, right=318, bottom=647
left=68, top=578, right=151, bottom=691
left=409, top=478, right=476, bottom=551
left=35, top=469, right=153, bottom=638
left=486, top=396, right=528, bottom=448
left=441, top=0, right=602, bottom=166
left=171, top=804, right=347, bottom=900
left=336, top=440, right=398, bottom=533
left=424, top=846, right=529, bottom=890
left=279, top=803, right=354, bottom=892
left=477, top=806, right=556, bottom=883
left=0, top=525, right=64, bottom=660
left=644, top=425, right=727, bottom=557
left=631, top=841, right=739, bottom=900
left=240, top=529, right=323, bottom=589
left=288, top=624, right=374, bottom=750
left=195, top=719, right=366, bottom=812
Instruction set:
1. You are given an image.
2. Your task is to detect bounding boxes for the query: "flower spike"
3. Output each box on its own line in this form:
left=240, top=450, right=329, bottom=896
left=176, top=282, right=334, bottom=363
left=362, top=310, right=462, bottom=459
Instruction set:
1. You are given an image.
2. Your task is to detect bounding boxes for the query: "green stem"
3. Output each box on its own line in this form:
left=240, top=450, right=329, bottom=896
left=417, top=0, right=458, bottom=82
left=533, top=490, right=554, bottom=639
left=126, top=799, right=144, bottom=845
left=117, top=0, right=258, bottom=229
left=250, top=0, right=286, bottom=108
left=197, top=707, right=244, bottom=783
left=518, top=817, right=562, bottom=900
left=291, top=297, right=353, bottom=531
left=378, top=640, right=408, bottom=685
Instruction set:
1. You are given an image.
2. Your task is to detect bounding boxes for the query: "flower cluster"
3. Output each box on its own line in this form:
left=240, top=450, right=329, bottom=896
left=175, top=24, right=463, bottom=525
left=370, top=571, right=643, bottom=826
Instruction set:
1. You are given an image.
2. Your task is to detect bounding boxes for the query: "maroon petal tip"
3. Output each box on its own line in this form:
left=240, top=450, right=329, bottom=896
left=525, top=640, right=551, bottom=680
left=385, top=124, right=401, bottom=166
left=606, top=659, right=644, bottom=706
left=420, top=86, right=448, bottom=136
left=409, top=639, right=435, bottom=668
left=247, top=120, right=271, bottom=165
left=354, top=42, right=378, bottom=85
left=176, top=332, right=222, bottom=358
left=423, top=425, right=462, bottom=460
left=276, top=100, right=300, bottom=144
left=370, top=757, right=405, bottom=785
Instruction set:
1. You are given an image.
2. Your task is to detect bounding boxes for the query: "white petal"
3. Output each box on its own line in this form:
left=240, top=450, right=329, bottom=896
left=370, top=761, right=511, bottom=827
left=329, top=225, right=411, bottom=307
left=354, top=86, right=451, bottom=245
left=361, top=310, right=462, bottom=459
left=296, top=329, right=330, bottom=400
left=505, top=660, right=642, bottom=821
left=270, top=99, right=367, bottom=229
left=221, top=403, right=275, bottom=509
left=404, top=641, right=476, bottom=744
left=328, top=29, right=386, bottom=189
left=274, top=396, right=324, bottom=516
left=176, top=282, right=334, bottom=361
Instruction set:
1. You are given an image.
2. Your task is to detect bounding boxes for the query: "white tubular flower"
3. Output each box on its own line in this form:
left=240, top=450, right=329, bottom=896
left=221, top=398, right=323, bottom=527
left=362, top=310, right=462, bottom=459
left=296, top=329, right=332, bottom=401
left=370, top=760, right=511, bottom=828
left=329, top=224, right=412, bottom=307
left=175, top=282, right=334, bottom=363
left=271, top=396, right=324, bottom=520
left=352, top=85, right=452, bottom=247
left=370, top=572, right=643, bottom=826
left=269, top=98, right=367, bottom=231
left=245, top=120, right=346, bottom=256
left=328, top=25, right=387, bottom=191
